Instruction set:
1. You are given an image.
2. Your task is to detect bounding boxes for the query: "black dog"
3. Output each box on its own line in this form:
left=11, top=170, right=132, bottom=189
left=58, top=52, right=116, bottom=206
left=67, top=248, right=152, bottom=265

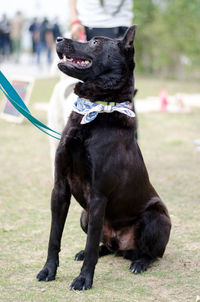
left=37, top=25, right=171, bottom=290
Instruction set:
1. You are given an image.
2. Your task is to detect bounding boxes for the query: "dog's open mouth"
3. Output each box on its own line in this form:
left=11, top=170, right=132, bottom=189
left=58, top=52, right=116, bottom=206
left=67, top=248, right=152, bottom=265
left=57, top=52, right=92, bottom=69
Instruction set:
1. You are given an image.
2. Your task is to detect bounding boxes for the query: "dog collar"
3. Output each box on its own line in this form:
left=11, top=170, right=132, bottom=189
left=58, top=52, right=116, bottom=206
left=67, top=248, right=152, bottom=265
left=73, top=97, right=135, bottom=124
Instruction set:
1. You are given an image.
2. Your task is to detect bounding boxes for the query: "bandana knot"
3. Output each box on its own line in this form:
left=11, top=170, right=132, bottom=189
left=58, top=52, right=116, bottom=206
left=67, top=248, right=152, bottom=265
left=73, top=97, right=135, bottom=124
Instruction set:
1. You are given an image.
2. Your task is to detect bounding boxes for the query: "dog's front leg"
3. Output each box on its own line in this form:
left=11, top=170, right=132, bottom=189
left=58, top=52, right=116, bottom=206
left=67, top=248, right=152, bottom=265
left=37, top=178, right=71, bottom=282
left=70, top=195, right=106, bottom=290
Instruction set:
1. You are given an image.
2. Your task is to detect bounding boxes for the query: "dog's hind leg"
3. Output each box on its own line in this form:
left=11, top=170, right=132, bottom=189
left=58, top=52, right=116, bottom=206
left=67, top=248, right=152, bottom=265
left=37, top=147, right=71, bottom=282
left=129, top=198, right=171, bottom=274
left=75, top=245, right=112, bottom=261
left=74, top=210, right=112, bottom=261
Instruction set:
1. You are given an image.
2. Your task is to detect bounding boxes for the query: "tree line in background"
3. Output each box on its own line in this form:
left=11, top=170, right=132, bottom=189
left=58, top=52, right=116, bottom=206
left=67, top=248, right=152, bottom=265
left=134, top=0, right=200, bottom=78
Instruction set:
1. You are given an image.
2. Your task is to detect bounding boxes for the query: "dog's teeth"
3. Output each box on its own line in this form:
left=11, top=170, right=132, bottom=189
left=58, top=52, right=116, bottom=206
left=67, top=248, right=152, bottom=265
left=66, top=58, right=90, bottom=66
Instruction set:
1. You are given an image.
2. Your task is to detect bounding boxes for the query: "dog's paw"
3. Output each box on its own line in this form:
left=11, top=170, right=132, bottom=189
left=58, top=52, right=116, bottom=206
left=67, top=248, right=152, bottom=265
left=70, top=274, right=92, bottom=291
left=74, top=250, right=85, bottom=261
left=36, top=262, right=58, bottom=282
left=129, top=258, right=150, bottom=274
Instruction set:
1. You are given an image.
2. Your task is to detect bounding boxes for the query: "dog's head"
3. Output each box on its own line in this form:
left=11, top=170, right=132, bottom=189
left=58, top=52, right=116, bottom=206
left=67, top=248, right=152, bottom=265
left=56, top=25, right=137, bottom=101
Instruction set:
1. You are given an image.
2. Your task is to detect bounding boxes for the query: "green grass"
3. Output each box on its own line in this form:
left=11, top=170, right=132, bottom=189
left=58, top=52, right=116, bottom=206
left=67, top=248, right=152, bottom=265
left=135, top=75, right=200, bottom=98
left=30, top=77, right=59, bottom=104
left=0, top=77, right=200, bottom=302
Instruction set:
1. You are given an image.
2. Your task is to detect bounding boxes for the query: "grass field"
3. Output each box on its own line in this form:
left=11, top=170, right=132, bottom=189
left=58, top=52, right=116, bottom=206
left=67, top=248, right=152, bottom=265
left=0, top=77, right=200, bottom=302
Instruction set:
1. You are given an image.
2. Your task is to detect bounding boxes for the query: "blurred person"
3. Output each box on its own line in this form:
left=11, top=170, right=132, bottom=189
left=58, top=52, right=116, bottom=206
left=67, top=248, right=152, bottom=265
left=29, top=17, right=40, bottom=55
left=69, top=0, right=133, bottom=41
left=37, top=18, right=54, bottom=65
left=0, top=14, right=10, bottom=60
left=52, top=17, right=62, bottom=41
left=10, top=11, right=24, bottom=63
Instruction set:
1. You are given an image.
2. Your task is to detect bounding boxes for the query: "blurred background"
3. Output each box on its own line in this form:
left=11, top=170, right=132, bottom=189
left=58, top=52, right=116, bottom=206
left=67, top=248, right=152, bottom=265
left=0, top=0, right=69, bottom=75
left=134, top=0, right=200, bottom=79
left=0, top=0, right=199, bottom=79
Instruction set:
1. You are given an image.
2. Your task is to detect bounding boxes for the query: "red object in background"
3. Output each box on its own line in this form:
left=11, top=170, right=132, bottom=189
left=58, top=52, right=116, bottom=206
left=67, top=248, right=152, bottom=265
left=160, top=89, right=168, bottom=112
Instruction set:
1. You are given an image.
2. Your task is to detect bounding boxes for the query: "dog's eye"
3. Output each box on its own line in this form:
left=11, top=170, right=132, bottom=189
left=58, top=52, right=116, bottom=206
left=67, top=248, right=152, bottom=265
left=90, top=39, right=99, bottom=46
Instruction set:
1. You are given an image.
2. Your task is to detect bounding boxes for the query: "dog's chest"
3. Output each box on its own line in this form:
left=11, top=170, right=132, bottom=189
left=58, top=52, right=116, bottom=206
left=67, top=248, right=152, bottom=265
left=63, top=118, right=141, bottom=209
left=66, top=141, right=91, bottom=208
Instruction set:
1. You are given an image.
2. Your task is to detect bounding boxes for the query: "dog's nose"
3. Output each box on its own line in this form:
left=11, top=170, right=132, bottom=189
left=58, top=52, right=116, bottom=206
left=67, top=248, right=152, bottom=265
left=56, top=37, right=64, bottom=43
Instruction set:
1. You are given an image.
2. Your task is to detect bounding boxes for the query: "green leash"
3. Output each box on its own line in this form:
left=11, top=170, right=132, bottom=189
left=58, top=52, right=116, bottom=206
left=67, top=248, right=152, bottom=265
left=0, top=71, right=61, bottom=140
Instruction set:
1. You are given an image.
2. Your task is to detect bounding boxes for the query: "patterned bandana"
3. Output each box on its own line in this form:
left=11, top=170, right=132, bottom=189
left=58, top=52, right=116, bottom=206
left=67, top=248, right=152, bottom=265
left=73, top=97, right=135, bottom=124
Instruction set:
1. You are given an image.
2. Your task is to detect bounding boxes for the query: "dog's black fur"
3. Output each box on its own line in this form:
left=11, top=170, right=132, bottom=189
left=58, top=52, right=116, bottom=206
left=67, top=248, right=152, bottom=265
left=37, top=26, right=171, bottom=290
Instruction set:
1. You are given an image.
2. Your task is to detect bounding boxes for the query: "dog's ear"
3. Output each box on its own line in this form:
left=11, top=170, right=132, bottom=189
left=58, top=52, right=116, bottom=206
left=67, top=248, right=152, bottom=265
left=122, top=25, right=137, bottom=49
